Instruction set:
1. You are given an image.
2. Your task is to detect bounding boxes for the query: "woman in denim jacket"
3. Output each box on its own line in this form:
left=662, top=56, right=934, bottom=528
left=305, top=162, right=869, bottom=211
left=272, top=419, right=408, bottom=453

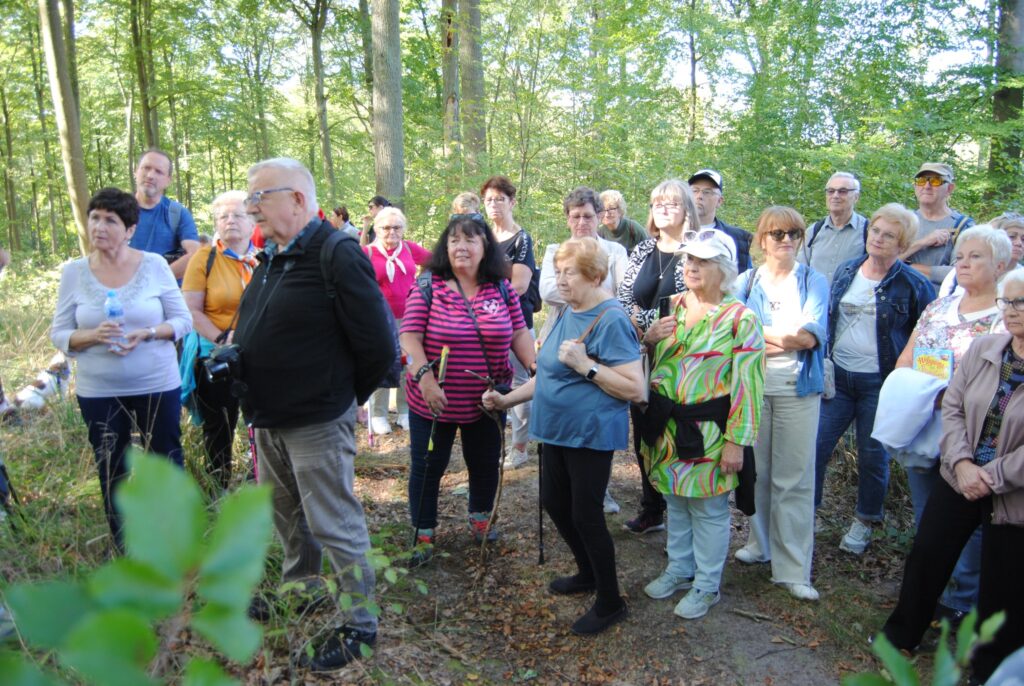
left=814, top=203, right=935, bottom=555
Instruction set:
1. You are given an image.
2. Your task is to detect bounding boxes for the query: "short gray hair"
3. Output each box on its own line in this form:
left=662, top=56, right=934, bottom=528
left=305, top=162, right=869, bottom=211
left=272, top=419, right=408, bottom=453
left=829, top=171, right=861, bottom=192
left=211, top=190, right=249, bottom=215
left=686, top=253, right=738, bottom=293
left=247, top=157, right=318, bottom=214
left=999, top=268, right=1024, bottom=296
left=374, top=206, right=407, bottom=230
left=599, top=190, right=626, bottom=215
left=954, top=224, right=1013, bottom=271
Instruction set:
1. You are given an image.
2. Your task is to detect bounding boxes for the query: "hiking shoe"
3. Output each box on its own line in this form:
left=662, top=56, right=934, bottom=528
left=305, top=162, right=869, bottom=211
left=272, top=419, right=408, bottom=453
left=548, top=575, right=596, bottom=595
left=395, top=413, right=410, bottom=431
left=933, top=604, right=968, bottom=630
left=623, top=512, right=665, bottom=535
left=503, top=446, right=529, bottom=469
left=673, top=588, right=720, bottom=619
left=644, top=571, right=694, bottom=599
left=408, top=532, right=434, bottom=569
left=469, top=514, right=500, bottom=542
left=603, top=490, right=620, bottom=514
left=780, top=582, right=820, bottom=601
left=370, top=416, right=391, bottom=435
left=734, top=547, right=769, bottom=564
left=302, top=625, right=377, bottom=672
left=571, top=602, right=628, bottom=635
left=839, top=518, right=873, bottom=555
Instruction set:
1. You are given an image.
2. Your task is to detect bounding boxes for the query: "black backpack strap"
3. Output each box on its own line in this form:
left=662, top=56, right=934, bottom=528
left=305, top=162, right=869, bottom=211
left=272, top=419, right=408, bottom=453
left=320, top=228, right=347, bottom=300
left=806, top=219, right=826, bottom=250
left=204, top=246, right=217, bottom=278
left=417, top=269, right=434, bottom=310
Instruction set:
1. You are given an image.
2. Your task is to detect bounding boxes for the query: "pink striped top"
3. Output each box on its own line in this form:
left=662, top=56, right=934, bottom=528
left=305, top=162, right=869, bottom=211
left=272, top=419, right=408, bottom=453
left=401, top=275, right=525, bottom=423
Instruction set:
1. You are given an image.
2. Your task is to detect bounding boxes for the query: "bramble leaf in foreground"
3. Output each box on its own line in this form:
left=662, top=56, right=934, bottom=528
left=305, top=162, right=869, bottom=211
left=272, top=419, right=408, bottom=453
left=0, top=652, right=61, bottom=686
left=191, top=603, right=262, bottom=663
left=117, top=450, right=207, bottom=581
left=869, top=633, right=919, bottom=686
left=6, top=580, right=93, bottom=650
left=88, top=559, right=182, bottom=620
left=197, top=485, right=272, bottom=610
left=182, top=658, right=237, bottom=686
left=60, top=609, right=158, bottom=686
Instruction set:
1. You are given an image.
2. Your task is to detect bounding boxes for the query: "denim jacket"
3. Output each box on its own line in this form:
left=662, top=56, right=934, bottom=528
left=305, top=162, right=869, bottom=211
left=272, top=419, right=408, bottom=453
left=736, top=262, right=829, bottom=397
left=828, top=256, right=936, bottom=379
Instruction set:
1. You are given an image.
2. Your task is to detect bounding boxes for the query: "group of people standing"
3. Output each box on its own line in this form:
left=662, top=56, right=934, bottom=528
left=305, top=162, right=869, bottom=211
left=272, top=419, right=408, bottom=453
left=40, top=150, right=1024, bottom=680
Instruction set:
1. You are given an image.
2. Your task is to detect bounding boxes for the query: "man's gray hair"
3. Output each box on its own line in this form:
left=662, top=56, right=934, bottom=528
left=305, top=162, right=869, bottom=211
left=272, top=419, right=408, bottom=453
left=248, top=158, right=318, bottom=212
left=830, top=171, right=860, bottom=192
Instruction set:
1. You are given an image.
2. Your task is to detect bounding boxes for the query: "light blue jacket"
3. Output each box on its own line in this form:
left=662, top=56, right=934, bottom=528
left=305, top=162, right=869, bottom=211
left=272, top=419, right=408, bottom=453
left=736, top=262, right=829, bottom=397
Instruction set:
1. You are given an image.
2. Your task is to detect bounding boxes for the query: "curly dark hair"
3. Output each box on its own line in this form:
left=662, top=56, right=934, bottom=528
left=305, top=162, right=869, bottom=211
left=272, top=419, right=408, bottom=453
left=88, top=187, right=140, bottom=229
left=428, top=213, right=510, bottom=284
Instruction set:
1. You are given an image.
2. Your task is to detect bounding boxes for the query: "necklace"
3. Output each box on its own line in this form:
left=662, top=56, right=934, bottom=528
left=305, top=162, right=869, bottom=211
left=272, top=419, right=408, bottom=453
left=656, top=249, right=676, bottom=281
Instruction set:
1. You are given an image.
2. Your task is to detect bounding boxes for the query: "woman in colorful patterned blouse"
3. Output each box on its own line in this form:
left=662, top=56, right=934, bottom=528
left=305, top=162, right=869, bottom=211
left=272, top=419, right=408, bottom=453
left=400, top=214, right=535, bottom=564
left=883, top=270, right=1024, bottom=683
left=363, top=207, right=431, bottom=435
left=893, top=224, right=1012, bottom=626
left=638, top=232, right=765, bottom=620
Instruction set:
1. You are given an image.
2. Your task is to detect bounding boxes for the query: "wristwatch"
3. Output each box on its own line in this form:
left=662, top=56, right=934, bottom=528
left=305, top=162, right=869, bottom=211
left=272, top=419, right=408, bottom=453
left=413, top=363, right=433, bottom=382
left=585, top=364, right=599, bottom=380
left=147, top=326, right=158, bottom=341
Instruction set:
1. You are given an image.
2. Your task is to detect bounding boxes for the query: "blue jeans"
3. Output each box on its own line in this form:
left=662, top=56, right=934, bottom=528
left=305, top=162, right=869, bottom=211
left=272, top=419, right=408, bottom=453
left=77, top=389, right=183, bottom=548
left=407, top=410, right=503, bottom=529
left=814, top=365, right=888, bottom=521
left=906, top=466, right=981, bottom=613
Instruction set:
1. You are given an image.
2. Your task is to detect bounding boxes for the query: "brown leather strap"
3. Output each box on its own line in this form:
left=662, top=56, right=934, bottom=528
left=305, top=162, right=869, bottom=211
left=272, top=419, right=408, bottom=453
left=575, top=310, right=607, bottom=344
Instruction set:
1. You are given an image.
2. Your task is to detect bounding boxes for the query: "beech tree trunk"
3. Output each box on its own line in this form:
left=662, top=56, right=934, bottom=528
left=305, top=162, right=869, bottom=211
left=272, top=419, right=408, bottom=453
left=30, top=18, right=61, bottom=253
left=459, top=0, right=485, bottom=173
left=371, top=0, right=405, bottom=206
left=38, top=0, right=90, bottom=253
left=441, top=0, right=460, bottom=163
left=129, top=0, right=157, bottom=148
left=989, top=0, right=1024, bottom=190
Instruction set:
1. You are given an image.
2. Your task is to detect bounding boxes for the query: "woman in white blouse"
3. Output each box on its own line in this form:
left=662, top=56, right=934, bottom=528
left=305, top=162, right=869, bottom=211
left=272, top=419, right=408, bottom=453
left=51, top=187, right=192, bottom=550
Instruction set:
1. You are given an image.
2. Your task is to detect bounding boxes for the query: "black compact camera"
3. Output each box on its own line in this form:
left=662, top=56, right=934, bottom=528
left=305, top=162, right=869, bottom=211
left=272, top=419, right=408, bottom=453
left=204, top=344, right=244, bottom=384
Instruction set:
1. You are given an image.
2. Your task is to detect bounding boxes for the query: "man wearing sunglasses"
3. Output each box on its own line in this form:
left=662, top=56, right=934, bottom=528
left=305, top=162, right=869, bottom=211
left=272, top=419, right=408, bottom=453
left=688, top=169, right=753, bottom=273
left=900, top=162, right=974, bottom=288
left=796, top=172, right=869, bottom=287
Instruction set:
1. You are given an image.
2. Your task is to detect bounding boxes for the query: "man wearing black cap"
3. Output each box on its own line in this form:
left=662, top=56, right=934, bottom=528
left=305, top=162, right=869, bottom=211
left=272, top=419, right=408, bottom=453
left=900, top=162, right=974, bottom=288
left=688, top=169, right=753, bottom=273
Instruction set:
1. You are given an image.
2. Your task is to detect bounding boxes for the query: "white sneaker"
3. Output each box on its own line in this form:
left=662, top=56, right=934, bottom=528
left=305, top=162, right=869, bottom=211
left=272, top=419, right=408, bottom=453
left=780, top=582, right=819, bottom=601
left=839, top=518, right=872, bottom=555
left=396, top=413, right=410, bottom=431
left=734, top=547, right=769, bottom=564
left=603, top=490, right=620, bottom=514
left=370, top=416, right=392, bottom=435
left=644, top=571, right=693, bottom=599
left=674, top=588, right=720, bottom=619
left=503, top=446, right=529, bottom=469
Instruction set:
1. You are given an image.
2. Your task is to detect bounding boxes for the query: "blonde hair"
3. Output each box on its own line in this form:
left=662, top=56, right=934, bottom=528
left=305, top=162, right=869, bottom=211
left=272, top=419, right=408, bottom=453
left=554, top=237, right=609, bottom=284
left=451, top=192, right=481, bottom=214
left=599, top=190, right=626, bottom=216
left=869, top=203, right=919, bottom=252
left=755, top=206, right=806, bottom=251
left=646, top=179, right=699, bottom=239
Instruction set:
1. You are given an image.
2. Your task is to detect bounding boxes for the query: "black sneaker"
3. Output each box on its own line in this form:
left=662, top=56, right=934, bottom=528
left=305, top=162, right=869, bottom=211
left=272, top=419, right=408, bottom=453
left=571, top=602, right=628, bottom=635
left=303, top=625, right=377, bottom=672
left=548, top=575, right=597, bottom=595
left=622, top=512, right=665, bottom=535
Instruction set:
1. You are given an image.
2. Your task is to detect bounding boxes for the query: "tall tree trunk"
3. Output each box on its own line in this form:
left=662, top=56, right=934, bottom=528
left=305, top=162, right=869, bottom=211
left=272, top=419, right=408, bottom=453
left=129, top=0, right=157, bottom=147
left=459, top=0, right=485, bottom=173
left=989, top=0, right=1024, bottom=194
left=358, top=0, right=373, bottom=101
left=39, top=0, right=91, bottom=253
left=372, top=0, right=405, bottom=206
left=441, top=0, right=460, bottom=164
left=687, top=0, right=700, bottom=144
left=60, top=0, right=79, bottom=118
left=1, top=88, right=20, bottom=251
left=31, top=17, right=60, bottom=253
left=310, top=5, right=336, bottom=200
left=162, top=47, right=183, bottom=201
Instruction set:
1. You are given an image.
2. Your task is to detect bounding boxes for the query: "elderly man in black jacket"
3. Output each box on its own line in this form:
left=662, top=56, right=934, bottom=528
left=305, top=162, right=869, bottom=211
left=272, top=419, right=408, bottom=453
left=235, top=158, right=395, bottom=672
left=688, top=169, right=753, bottom=273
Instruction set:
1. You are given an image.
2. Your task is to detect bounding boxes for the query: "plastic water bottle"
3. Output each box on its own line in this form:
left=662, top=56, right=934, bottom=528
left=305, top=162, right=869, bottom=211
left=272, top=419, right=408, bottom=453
left=104, top=290, right=127, bottom=353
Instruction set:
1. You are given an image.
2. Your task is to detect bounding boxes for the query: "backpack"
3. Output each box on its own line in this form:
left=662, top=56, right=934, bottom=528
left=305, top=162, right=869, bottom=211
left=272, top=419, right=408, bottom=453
left=415, top=269, right=514, bottom=311
left=320, top=228, right=403, bottom=389
left=512, top=230, right=542, bottom=314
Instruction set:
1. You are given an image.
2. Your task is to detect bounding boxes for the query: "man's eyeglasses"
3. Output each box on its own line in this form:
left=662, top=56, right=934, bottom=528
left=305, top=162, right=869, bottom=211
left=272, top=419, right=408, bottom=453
left=996, top=297, right=1024, bottom=312
left=825, top=187, right=856, bottom=196
left=690, top=188, right=720, bottom=198
left=913, top=176, right=948, bottom=187
left=767, top=229, right=804, bottom=242
left=650, top=201, right=681, bottom=212
left=568, top=212, right=598, bottom=223
left=483, top=196, right=508, bottom=205
left=245, top=187, right=293, bottom=206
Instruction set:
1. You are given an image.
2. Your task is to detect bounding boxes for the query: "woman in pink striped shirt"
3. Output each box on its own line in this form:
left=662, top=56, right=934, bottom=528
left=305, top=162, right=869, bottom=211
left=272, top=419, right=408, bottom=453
left=400, top=213, right=535, bottom=565
left=363, top=207, right=431, bottom=434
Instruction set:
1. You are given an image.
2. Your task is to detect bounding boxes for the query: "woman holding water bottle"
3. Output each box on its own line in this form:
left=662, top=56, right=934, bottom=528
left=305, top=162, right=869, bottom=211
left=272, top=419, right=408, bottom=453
left=51, top=187, right=192, bottom=550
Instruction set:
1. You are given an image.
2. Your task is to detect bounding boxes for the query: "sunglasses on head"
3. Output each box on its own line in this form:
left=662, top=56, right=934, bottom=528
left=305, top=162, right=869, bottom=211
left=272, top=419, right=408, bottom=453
left=449, top=212, right=490, bottom=232
left=768, top=228, right=804, bottom=242
left=682, top=229, right=717, bottom=243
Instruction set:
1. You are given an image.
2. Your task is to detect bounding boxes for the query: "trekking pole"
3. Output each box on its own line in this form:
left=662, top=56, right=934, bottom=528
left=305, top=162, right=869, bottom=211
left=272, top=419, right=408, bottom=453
left=537, top=442, right=545, bottom=565
left=411, top=345, right=449, bottom=548
left=466, top=369, right=505, bottom=567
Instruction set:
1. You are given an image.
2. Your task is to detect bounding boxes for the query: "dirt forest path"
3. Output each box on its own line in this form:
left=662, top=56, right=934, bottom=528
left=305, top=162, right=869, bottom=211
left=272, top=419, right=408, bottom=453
left=322, top=422, right=901, bottom=686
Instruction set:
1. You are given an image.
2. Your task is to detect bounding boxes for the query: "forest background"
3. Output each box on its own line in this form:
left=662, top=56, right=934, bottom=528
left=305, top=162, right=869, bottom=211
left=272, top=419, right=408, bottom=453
left=2, top=0, right=1024, bottom=258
